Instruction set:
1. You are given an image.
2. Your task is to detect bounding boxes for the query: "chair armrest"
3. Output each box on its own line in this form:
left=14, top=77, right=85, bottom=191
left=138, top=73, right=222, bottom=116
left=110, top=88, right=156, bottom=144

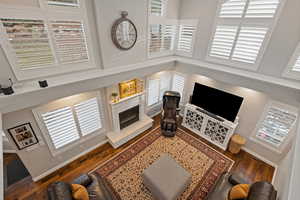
left=228, top=173, right=250, bottom=186
left=72, top=174, right=93, bottom=187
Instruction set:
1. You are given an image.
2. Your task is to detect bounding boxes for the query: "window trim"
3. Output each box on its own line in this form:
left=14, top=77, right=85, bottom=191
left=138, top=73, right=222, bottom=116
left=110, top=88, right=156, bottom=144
left=250, top=100, right=298, bottom=154
left=32, top=91, right=106, bottom=156
left=0, top=0, right=96, bottom=81
left=282, top=42, right=300, bottom=80
left=206, top=0, right=286, bottom=71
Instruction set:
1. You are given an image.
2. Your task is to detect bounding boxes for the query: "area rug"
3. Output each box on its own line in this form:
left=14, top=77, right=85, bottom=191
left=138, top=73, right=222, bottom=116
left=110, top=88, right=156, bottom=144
left=95, top=127, right=234, bottom=200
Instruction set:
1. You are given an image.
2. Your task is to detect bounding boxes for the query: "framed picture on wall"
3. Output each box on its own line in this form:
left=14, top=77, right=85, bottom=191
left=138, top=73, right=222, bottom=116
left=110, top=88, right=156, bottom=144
left=8, top=123, right=39, bottom=150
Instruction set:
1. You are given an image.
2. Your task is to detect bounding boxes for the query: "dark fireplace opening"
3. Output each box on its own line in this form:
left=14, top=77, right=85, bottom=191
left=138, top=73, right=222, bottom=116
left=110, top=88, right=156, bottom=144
left=119, top=105, right=139, bottom=130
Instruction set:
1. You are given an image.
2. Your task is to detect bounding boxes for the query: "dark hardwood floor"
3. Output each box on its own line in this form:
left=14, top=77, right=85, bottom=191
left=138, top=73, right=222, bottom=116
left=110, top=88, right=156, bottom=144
left=4, top=115, right=274, bottom=200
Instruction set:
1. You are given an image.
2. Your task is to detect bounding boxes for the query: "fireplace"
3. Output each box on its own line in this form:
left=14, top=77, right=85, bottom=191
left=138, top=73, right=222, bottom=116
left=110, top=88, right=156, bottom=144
left=119, top=105, right=139, bottom=130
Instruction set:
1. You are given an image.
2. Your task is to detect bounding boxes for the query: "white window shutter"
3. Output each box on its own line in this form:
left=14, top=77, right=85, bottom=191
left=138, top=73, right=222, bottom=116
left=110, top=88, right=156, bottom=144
left=51, top=20, right=89, bottom=64
left=245, top=0, right=280, bottom=18
left=148, top=79, right=160, bottom=106
left=41, top=107, right=80, bottom=149
left=149, top=24, right=163, bottom=53
left=1, top=18, right=55, bottom=69
left=209, top=26, right=238, bottom=59
left=177, top=24, right=196, bottom=55
left=256, top=106, right=297, bottom=147
left=172, top=74, right=185, bottom=97
left=219, top=0, right=247, bottom=18
left=47, top=0, right=79, bottom=7
left=232, top=27, right=268, bottom=64
left=150, top=0, right=165, bottom=16
left=163, top=24, right=176, bottom=51
left=159, top=75, right=171, bottom=100
left=74, top=98, right=102, bottom=136
left=292, top=55, right=300, bottom=72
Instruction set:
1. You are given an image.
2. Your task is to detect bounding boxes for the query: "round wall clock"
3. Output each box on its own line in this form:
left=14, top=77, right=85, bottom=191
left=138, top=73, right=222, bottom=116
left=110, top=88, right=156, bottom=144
left=111, top=11, right=137, bottom=50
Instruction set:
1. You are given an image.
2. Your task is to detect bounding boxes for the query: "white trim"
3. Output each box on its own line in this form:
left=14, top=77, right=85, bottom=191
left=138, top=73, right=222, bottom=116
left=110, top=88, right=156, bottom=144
left=32, top=139, right=108, bottom=182
left=241, top=146, right=278, bottom=184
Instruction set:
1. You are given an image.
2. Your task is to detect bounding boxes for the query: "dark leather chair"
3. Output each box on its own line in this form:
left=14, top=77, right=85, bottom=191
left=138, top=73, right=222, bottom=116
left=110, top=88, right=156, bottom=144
left=205, top=172, right=277, bottom=200
left=47, top=172, right=116, bottom=200
left=161, top=91, right=181, bottom=137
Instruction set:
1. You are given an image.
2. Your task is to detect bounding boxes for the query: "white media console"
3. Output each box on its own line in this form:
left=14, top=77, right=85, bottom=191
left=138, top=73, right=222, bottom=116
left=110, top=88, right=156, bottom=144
left=182, top=103, right=238, bottom=150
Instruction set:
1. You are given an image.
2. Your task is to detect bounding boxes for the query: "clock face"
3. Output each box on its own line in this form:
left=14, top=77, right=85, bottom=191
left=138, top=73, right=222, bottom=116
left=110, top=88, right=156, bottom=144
left=113, top=19, right=137, bottom=50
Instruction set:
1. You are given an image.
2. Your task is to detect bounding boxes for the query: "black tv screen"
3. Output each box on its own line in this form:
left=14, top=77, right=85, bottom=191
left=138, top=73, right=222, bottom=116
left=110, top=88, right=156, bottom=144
left=191, top=83, right=243, bottom=122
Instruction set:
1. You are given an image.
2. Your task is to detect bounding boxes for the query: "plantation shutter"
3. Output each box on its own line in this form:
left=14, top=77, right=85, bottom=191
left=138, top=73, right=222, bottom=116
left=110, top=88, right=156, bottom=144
left=209, top=26, right=238, bottom=59
left=159, top=75, right=171, bottom=100
left=1, top=18, right=55, bottom=69
left=172, top=74, right=185, bottom=97
left=219, top=0, right=247, bottom=18
left=256, top=106, right=297, bottom=147
left=177, top=24, right=196, bottom=54
left=48, top=0, right=79, bottom=7
left=232, top=27, right=268, bottom=63
left=150, top=0, right=164, bottom=16
left=208, top=0, right=282, bottom=68
left=149, top=24, right=163, bottom=53
left=149, top=24, right=176, bottom=55
left=245, top=0, right=280, bottom=18
left=148, top=79, right=160, bottom=106
left=42, top=107, right=80, bottom=149
left=51, top=20, right=89, bottom=64
left=74, top=98, right=102, bottom=136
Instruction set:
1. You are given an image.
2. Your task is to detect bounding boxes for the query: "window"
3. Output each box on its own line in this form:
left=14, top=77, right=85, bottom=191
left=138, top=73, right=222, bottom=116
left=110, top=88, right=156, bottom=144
left=252, top=101, right=298, bottom=153
left=0, top=0, right=94, bottom=80
left=171, top=73, right=185, bottom=98
left=176, top=20, right=198, bottom=57
left=147, top=79, right=160, bottom=106
left=207, top=0, right=284, bottom=70
left=147, top=72, right=172, bottom=106
left=150, top=0, right=166, bottom=16
left=148, top=0, right=177, bottom=58
left=283, top=42, right=300, bottom=80
left=33, top=93, right=105, bottom=155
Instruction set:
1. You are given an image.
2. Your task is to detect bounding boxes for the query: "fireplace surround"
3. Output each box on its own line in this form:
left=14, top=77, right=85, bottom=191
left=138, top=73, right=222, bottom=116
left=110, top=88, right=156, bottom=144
left=107, top=93, right=153, bottom=148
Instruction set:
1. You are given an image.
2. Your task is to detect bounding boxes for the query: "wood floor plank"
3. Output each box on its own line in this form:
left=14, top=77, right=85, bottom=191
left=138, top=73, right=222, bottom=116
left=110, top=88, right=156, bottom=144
left=4, top=115, right=275, bottom=200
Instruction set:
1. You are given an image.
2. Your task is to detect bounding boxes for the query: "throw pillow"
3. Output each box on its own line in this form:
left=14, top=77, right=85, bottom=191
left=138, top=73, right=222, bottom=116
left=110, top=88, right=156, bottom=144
left=71, top=184, right=89, bottom=200
left=229, top=184, right=250, bottom=200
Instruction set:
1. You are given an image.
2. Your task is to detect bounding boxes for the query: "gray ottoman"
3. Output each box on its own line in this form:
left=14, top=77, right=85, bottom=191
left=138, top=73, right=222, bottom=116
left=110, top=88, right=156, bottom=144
left=142, top=154, right=191, bottom=200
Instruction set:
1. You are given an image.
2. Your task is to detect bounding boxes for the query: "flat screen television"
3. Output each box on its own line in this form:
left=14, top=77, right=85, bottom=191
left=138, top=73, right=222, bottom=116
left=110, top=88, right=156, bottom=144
left=191, top=83, right=244, bottom=122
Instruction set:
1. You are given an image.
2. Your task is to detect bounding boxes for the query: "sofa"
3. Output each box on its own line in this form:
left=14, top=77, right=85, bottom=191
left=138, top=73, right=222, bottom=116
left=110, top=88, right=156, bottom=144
left=47, top=172, right=116, bottom=200
left=205, top=172, right=277, bottom=200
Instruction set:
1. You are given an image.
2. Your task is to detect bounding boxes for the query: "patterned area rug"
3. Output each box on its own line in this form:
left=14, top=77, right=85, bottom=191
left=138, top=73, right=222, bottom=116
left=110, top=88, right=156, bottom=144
left=95, top=127, right=234, bottom=200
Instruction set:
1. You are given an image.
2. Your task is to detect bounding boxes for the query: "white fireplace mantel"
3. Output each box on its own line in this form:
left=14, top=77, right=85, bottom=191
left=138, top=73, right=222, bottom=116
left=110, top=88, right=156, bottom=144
left=107, top=93, right=153, bottom=148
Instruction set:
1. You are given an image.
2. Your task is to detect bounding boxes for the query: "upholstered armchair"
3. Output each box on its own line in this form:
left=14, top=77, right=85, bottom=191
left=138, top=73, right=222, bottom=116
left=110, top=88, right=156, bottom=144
left=161, top=91, right=181, bottom=137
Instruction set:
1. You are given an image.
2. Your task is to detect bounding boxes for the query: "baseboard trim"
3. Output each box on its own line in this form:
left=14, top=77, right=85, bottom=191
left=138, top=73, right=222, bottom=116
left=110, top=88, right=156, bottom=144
left=32, top=139, right=108, bottom=182
left=241, top=147, right=278, bottom=184
left=3, top=150, right=16, bottom=153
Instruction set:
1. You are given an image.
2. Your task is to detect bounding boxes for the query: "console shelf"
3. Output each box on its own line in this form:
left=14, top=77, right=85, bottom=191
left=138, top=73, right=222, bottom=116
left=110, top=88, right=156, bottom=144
left=182, top=103, right=238, bottom=150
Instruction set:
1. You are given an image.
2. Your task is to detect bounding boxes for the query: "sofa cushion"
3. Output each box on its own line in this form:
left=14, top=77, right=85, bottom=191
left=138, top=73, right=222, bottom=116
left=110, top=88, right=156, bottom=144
left=71, top=184, right=89, bottom=200
left=229, top=184, right=250, bottom=200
